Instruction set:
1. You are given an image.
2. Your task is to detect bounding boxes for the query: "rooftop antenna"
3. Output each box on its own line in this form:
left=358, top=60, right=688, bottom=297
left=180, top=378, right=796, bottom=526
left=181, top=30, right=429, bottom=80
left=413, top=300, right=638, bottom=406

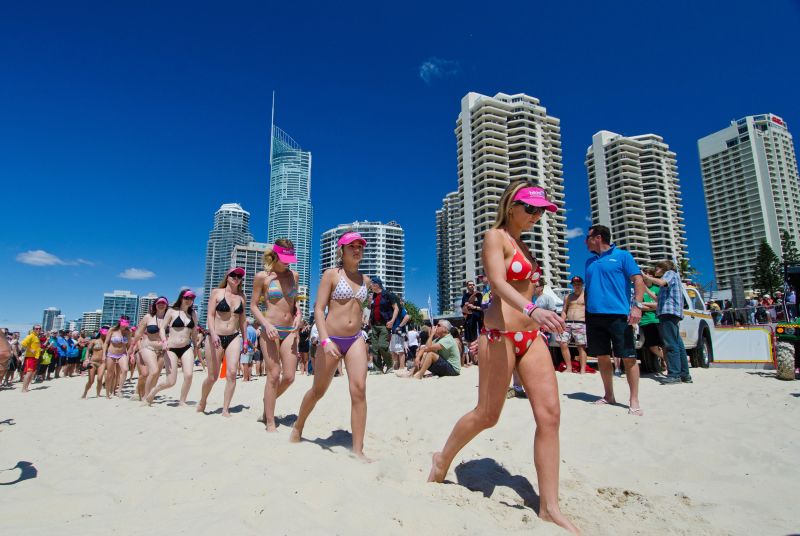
left=269, top=91, right=275, bottom=163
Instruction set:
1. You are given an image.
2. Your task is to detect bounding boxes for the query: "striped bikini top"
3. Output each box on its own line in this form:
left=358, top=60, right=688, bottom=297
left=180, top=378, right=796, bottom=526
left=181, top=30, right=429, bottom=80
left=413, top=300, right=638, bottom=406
left=331, top=271, right=368, bottom=302
left=267, top=278, right=298, bottom=302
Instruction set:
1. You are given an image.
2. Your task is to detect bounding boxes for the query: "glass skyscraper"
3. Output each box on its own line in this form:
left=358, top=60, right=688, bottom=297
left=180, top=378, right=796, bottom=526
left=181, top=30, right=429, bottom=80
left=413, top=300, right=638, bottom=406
left=200, top=203, right=254, bottom=326
left=268, top=122, right=313, bottom=318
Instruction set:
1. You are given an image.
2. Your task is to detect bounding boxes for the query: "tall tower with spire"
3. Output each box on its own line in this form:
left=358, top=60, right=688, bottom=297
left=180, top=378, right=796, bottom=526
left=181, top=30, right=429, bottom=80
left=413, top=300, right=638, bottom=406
left=268, top=96, right=313, bottom=317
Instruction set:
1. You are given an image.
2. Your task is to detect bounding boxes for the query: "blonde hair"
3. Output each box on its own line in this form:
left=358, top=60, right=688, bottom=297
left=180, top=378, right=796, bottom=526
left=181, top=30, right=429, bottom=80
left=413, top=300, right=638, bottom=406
left=263, top=238, right=294, bottom=273
left=335, top=229, right=355, bottom=268
left=491, top=179, right=540, bottom=268
left=492, top=179, right=536, bottom=230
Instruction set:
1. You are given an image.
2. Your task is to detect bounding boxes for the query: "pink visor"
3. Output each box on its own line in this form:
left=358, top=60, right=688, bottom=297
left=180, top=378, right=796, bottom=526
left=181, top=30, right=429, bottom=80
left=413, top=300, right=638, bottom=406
left=183, top=290, right=196, bottom=299
left=338, top=232, right=367, bottom=247
left=228, top=267, right=245, bottom=277
left=513, top=187, right=558, bottom=213
left=119, top=319, right=130, bottom=328
left=155, top=297, right=169, bottom=305
left=99, top=328, right=109, bottom=336
left=272, top=244, right=297, bottom=264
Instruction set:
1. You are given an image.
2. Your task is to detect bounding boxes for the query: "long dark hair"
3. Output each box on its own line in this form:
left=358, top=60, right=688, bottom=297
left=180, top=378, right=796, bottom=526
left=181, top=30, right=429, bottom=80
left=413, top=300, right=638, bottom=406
left=149, top=296, right=170, bottom=316
left=172, top=289, right=196, bottom=314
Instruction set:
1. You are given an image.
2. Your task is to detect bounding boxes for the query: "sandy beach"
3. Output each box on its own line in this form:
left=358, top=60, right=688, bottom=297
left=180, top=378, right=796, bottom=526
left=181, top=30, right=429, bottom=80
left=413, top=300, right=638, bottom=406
left=1, top=365, right=797, bottom=535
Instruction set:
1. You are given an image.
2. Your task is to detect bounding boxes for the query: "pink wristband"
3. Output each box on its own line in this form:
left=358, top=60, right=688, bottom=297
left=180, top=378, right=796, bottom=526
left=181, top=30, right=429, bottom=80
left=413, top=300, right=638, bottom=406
left=321, top=338, right=330, bottom=348
left=523, top=302, right=537, bottom=316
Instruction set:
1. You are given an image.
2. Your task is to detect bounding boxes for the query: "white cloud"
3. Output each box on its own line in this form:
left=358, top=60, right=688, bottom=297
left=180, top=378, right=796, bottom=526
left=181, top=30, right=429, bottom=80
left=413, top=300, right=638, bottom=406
left=119, top=268, right=156, bottom=280
left=16, top=250, right=68, bottom=266
left=419, top=57, right=460, bottom=85
left=584, top=216, right=593, bottom=223
left=566, top=227, right=584, bottom=240
left=15, top=249, right=95, bottom=267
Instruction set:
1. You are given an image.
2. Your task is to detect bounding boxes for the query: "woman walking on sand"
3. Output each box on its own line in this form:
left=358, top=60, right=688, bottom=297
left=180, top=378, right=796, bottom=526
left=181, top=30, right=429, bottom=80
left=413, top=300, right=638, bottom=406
left=251, top=239, right=302, bottom=431
left=197, top=268, right=248, bottom=416
left=290, top=231, right=372, bottom=460
left=146, top=289, right=201, bottom=406
left=103, top=316, right=133, bottom=398
left=82, top=328, right=108, bottom=398
left=131, top=297, right=169, bottom=400
left=427, top=181, right=579, bottom=534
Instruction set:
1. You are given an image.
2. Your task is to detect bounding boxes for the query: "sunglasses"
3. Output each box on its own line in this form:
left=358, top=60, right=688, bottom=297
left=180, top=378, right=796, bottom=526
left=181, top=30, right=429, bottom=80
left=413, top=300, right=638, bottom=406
left=516, top=203, right=545, bottom=216
left=183, top=296, right=196, bottom=300
left=229, top=274, right=243, bottom=280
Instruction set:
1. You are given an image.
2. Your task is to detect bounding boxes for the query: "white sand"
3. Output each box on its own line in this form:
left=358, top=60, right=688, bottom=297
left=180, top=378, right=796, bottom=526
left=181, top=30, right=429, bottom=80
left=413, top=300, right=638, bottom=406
left=1, top=366, right=797, bottom=535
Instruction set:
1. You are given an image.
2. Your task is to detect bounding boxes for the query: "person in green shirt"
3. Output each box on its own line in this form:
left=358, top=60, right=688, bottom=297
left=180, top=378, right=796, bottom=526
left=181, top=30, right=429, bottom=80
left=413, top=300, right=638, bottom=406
left=641, top=268, right=666, bottom=374
left=408, top=320, right=461, bottom=378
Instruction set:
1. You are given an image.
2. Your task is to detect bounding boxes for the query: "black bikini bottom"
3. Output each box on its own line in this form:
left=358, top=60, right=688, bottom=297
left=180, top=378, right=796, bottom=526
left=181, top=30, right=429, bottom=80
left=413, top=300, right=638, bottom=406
left=219, top=333, right=241, bottom=350
left=169, top=345, right=192, bottom=359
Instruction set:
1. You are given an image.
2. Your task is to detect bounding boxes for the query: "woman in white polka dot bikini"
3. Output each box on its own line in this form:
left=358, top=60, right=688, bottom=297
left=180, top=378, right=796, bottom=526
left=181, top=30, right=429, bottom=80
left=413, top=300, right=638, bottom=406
left=290, top=231, right=373, bottom=460
left=427, top=180, right=579, bottom=534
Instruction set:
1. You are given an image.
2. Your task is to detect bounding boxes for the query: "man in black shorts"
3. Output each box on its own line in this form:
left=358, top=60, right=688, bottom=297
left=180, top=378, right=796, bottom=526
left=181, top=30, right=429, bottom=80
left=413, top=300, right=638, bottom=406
left=584, top=225, right=646, bottom=415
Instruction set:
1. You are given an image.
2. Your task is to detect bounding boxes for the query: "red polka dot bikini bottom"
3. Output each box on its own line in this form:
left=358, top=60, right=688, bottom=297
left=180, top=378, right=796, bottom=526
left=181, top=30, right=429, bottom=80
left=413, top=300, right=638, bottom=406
left=481, top=328, right=545, bottom=359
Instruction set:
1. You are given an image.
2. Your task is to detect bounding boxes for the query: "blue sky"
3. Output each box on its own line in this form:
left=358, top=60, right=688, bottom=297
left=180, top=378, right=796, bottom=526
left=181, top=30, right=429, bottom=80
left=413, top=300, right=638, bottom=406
left=2, top=1, right=799, bottom=331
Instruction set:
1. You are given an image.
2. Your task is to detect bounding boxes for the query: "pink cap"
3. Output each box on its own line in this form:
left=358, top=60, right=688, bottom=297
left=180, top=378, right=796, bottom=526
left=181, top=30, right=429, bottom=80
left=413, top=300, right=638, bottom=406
left=119, top=318, right=130, bottom=328
left=338, top=232, right=367, bottom=247
left=155, top=297, right=169, bottom=305
left=228, top=267, right=245, bottom=277
left=183, top=289, right=197, bottom=299
left=513, top=186, right=558, bottom=213
left=272, top=244, right=298, bottom=264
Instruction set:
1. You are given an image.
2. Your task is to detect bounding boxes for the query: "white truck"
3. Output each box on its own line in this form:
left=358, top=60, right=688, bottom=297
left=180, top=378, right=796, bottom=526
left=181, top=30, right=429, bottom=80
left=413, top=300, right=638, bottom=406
left=549, top=284, right=715, bottom=373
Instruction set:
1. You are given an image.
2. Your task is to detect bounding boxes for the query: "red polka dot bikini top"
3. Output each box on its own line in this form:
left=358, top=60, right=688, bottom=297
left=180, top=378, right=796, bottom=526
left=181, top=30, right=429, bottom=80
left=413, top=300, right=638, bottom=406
left=504, top=231, right=542, bottom=283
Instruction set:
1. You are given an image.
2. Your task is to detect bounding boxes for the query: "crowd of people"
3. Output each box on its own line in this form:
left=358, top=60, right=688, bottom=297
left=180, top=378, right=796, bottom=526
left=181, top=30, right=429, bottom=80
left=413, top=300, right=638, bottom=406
left=8, top=179, right=796, bottom=534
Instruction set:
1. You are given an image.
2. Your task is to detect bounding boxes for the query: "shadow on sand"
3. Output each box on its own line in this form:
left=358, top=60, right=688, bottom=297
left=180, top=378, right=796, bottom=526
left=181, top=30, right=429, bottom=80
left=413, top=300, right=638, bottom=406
left=207, top=404, right=250, bottom=415
left=305, top=429, right=353, bottom=453
left=0, top=461, right=38, bottom=486
left=454, top=458, right=540, bottom=512
left=0, top=419, right=16, bottom=426
left=275, top=414, right=298, bottom=428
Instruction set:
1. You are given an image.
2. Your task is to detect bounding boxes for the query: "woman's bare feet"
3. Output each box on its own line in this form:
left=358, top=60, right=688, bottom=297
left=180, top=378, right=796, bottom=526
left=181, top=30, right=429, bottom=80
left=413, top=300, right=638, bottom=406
left=427, top=452, right=447, bottom=483
left=178, top=401, right=187, bottom=407
left=196, top=400, right=206, bottom=413
left=539, top=506, right=580, bottom=535
left=288, top=427, right=302, bottom=443
left=351, top=451, right=374, bottom=463
left=265, top=422, right=277, bottom=432
left=221, top=410, right=232, bottom=418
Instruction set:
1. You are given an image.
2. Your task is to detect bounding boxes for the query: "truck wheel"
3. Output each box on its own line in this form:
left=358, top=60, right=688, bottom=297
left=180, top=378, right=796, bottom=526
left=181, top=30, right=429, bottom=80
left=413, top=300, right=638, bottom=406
left=693, top=332, right=712, bottom=368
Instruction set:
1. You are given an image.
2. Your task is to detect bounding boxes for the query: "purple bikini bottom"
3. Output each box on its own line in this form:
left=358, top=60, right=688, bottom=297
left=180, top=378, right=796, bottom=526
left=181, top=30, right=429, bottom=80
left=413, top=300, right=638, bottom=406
left=329, top=334, right=361, bottom=356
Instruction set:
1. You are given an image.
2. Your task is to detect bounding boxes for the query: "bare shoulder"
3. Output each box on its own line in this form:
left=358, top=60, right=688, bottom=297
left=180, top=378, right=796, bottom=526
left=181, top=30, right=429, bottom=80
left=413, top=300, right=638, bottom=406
left=362, top=273, right=371, bottom=286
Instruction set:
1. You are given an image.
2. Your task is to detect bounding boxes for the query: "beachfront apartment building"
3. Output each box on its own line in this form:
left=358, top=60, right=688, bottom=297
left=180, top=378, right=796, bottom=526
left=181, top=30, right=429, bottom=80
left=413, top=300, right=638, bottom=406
left=320, top=221, right=405, bottom=299
left=585, top=130, right=688, bottom=268
left=41, top=307, right=61, bottom=332
left=698, top=114, right=800, bottom=290
left=268, top=118, right=313, bottom=311
left=81, top=309, right=102, bottom=334
left=137, top=293, right=159, bottom=322
left=101, top=290, right=139, bottom=326
left=436, top=191, right=462, bottom=314
left=200, top=203, right=254, bottom=326
left=436, top=92, right=570, bottom=314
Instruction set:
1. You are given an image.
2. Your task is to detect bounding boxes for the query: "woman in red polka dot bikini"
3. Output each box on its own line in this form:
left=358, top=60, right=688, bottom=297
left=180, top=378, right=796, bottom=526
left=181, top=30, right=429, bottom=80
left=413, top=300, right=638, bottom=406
left=427, top=180, right=579, bottom=535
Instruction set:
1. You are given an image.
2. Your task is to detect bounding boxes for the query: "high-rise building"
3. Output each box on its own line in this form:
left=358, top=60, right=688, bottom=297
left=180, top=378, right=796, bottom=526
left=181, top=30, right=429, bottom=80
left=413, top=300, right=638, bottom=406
left=320, top=221, right=405, bottom=297
left=586, top=130, right=688, bottom=267
left=200, top=203, right=254, bottom=326
left=436, top=191, right=462, bottom=313
left=67, top=319, right=80, bottom=332
left=231, top=242, right=270, bottom=317
left=137, top=293, right=159, bottom=322
left=268, top=112, right=313, bottom=313
left=81, top=309, right=103, bottom=334
left=437, top=92, right=569, bottom=311
left=698, top=114, right=800, bottom=289
left=52, top=314, right=65, bottom=332
left=101, top=290, right=139, bottom=326
left=42, top=307, right=60, bottom=331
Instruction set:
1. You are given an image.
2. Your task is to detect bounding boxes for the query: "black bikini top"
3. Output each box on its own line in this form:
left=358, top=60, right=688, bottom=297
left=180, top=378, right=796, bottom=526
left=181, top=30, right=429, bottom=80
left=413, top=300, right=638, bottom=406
left=216, top=295, right=244, bottom=314
left=171, top=313, right=196, bottom=329
left=145, top=324, right=159, bottom=334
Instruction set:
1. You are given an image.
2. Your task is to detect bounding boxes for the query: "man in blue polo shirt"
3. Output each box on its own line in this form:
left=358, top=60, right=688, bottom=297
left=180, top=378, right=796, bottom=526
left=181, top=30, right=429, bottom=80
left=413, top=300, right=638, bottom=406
left=584, top=225, right=646, bottom=416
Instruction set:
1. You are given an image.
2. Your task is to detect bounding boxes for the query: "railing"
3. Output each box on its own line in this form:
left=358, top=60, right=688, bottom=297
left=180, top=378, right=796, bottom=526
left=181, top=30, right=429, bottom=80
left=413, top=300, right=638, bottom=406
left=712, top=304, right=795, bottom=326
